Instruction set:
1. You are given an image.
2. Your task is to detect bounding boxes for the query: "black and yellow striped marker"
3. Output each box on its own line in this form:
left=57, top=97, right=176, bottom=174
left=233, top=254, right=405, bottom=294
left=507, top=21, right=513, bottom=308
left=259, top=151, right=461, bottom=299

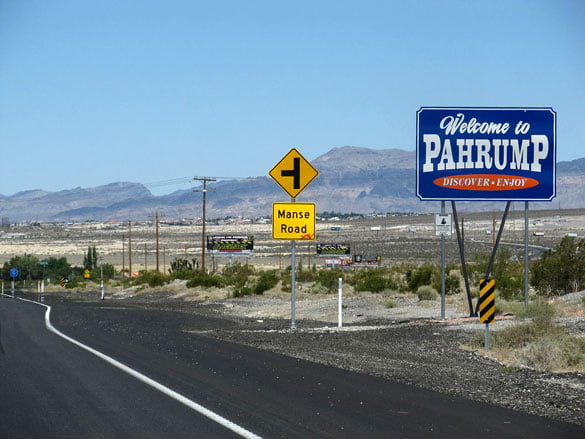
left=478, top=278, right=496, bottom=324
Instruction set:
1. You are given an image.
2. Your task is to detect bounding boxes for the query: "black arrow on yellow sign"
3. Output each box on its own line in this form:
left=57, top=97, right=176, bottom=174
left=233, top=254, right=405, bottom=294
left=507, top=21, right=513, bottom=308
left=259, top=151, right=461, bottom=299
left=280, top=157, right=300, bottom=189
left=269, top=148, right=319, bottom=199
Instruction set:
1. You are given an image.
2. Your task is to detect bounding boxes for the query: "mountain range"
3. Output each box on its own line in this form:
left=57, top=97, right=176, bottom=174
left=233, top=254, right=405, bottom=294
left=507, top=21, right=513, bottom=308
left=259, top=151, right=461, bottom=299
left=1, top=147, right=584, bottom=223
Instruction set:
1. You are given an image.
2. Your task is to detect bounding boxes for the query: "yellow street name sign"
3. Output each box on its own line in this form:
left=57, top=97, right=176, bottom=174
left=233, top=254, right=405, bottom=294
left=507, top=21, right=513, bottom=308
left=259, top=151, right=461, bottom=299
left=272, top=203, right=316, bottom=240
left=269, top=148, right=319, bottom=198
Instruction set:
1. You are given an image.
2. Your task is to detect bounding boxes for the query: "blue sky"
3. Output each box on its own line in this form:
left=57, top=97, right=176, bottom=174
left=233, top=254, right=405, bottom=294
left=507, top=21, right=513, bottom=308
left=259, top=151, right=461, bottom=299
left=1, top=0, right=584, bottom=196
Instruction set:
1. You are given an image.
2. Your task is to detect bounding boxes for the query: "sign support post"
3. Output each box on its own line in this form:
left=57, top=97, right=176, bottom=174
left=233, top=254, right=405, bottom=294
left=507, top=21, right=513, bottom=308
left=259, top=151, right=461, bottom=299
left=290, top=197, right=297, bottom=330
left=524, top=201, right=529, bottom=306
left=440, top=201, right=446, bottom=320
left=435, top=208, right=451, bottom=320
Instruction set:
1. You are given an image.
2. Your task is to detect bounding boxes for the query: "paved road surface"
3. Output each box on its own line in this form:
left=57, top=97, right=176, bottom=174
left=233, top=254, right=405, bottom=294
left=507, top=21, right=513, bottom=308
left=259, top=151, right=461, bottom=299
left=1, top=296, right=583, bottom=438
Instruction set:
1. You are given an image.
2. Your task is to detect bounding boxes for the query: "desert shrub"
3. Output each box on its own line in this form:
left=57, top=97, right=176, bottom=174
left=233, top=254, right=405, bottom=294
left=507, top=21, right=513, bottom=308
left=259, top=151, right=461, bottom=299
left=281, top=270, right=291, bottom=292
left=221, top=262, right=254, bottom=287
left=471, top=299, right=585, bottom=371
left=64, top=278, right=81, bottom=289
left=516, top=335, right=585, bottom=371
left=185, top=270, right=224, bottom=288
left=308, top=283, right=330, bottom=295
left=296, top=267, right=316, bottom=282
left=314, top=269, right=344, bottom=294
left=384, top=299, right=398, bottom=308
left=467, top=248, right=524, bottom=300
left=139, top=271, right=169, bottom=287
left=417, top=285, right=439, bottom=300
left=232, top=286, right=253, bottom=298
left=253, top=270, right=279, bottom=295
left=531, top=236, right=585, bottom=296
left=408, top=265, right=435, bottom=292
left=515, top=300, right=559, bottom=322
left=431, top=273, right=461, bottom=295
left=355, top=271, right=395, bottom=293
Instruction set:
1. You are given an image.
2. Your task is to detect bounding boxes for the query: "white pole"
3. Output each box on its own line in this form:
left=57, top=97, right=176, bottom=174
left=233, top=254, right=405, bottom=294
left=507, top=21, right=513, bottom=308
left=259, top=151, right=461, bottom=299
left=338, top=277, right=343, bottom=328
left=100, top=262, right=105, bottom=300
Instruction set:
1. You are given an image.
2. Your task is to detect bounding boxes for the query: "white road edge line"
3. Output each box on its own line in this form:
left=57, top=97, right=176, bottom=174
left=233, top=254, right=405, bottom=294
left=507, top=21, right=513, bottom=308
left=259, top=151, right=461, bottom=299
left=16, top=297, right=263, bottom=439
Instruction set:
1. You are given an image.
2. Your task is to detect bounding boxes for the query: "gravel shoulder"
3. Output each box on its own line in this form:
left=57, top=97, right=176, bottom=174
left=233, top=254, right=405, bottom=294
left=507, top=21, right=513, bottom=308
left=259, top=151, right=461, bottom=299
left=49, top=285, right=585, bottom=428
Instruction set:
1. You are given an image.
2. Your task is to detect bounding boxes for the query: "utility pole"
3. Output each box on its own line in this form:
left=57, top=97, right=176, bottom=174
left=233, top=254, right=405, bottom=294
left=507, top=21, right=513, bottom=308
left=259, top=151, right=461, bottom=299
left=128, top=220, right=132, bottom=277
left=194, top=177, right=216, bottom=272
left=149, top=210, right=165, bottom=272
left=122, top=233, right=126, bottom=274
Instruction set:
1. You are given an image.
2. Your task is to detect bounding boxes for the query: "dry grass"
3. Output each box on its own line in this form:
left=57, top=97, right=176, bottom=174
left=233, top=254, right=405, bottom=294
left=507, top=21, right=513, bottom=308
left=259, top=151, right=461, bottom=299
left=470, top=301, right=585, bottom=372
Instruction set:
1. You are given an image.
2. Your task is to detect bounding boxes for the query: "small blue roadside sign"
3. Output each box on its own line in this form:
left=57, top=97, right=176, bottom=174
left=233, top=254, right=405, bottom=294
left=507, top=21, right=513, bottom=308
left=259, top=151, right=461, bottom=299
left=416, top=107, right=556, bottom=201
left=10, top=268, right=19, bottom=278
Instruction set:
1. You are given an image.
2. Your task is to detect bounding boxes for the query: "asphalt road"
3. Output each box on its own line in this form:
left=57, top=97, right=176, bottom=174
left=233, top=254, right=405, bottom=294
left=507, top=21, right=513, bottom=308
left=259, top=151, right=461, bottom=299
left=1, top=295, right=584, bottom=439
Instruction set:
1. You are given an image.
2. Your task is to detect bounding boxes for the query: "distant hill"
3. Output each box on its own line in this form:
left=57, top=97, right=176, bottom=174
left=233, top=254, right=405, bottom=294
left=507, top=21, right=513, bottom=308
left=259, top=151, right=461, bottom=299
left=0, top=147, right=583, bottom=222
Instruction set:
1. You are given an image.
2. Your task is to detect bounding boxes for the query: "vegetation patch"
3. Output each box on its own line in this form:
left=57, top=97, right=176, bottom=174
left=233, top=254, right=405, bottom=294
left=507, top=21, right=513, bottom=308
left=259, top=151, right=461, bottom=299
left=470, top=301, right=585, bottom=372
left=416, top=285, right=438, bottom=301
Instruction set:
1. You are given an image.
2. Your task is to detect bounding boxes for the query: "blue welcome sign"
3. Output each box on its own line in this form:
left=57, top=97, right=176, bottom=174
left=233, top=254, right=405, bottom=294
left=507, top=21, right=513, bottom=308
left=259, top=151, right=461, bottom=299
left=416, top=107, right=556, bottom=201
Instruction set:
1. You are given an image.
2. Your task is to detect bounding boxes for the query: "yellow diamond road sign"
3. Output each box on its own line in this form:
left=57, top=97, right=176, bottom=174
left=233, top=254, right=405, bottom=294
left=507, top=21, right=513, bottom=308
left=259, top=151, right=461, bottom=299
left=272, top=203, right=316, bottom=240
left=269, top=148, right=319, bottom=198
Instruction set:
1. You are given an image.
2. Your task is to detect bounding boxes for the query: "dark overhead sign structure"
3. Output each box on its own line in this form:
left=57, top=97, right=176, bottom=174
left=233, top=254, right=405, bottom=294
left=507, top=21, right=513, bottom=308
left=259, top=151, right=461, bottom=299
left=316, top=243, right=350, bottom=255
left=207, top=235, right=254, bottom=255
left=416, top=107, right=556, bottom=201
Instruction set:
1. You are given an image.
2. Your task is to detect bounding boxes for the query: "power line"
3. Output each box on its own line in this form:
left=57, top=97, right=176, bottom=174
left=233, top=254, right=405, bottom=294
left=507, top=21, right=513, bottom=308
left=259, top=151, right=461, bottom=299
left=143, top=175, right=246, bottom=189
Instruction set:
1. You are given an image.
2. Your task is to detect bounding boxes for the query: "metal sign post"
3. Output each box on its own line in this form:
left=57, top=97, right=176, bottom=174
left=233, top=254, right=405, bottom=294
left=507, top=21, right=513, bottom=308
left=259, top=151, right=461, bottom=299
left=270, top=148, right=319, bottom=330
left=524, top=201, right=529, bottom=306
left=291, top=231, right=296, bottom=330
left=436, top=208, right=451, bottom=320
left=440, top=202, right=446, bottom=320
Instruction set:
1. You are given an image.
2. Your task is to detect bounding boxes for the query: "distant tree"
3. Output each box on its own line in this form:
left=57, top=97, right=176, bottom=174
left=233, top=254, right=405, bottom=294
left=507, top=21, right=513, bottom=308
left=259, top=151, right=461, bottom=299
left=83, top=245, right=98, bottom=270
left=92, top=246, right=98, bottom=269
left=2, top=254, right=41, bottom=280
left=45, top=257, right=72, bottom=281
left=532, top=237, right=585, bottom=296
left=101, top=263, right=116, bottom=280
